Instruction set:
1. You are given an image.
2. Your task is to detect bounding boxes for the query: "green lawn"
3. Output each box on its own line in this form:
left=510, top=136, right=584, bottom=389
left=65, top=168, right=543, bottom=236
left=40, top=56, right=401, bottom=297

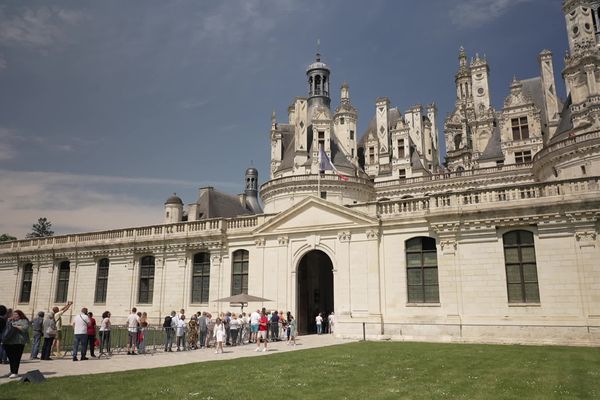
left=3, top=341, right=600, bottom=399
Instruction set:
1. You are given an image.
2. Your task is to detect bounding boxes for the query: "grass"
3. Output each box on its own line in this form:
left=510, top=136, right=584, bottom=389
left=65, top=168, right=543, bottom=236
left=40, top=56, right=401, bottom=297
left=3, top=341, right=600, bottom=399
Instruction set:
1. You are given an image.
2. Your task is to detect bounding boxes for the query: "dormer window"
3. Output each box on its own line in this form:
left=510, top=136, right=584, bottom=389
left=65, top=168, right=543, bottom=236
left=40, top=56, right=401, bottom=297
left=369, top=146, right=375, bottom=164
left=515, top=150, right=532, bottom=164
left=340, top=117, right=345, bottom=125
left=512, top=117, right=530, bottom=141
left=397, top=139, right=405, bottom=158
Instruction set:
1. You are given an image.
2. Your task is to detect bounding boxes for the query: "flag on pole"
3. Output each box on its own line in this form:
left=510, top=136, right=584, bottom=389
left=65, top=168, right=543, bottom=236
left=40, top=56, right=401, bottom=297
left=319, top=147, right=349, bottom=181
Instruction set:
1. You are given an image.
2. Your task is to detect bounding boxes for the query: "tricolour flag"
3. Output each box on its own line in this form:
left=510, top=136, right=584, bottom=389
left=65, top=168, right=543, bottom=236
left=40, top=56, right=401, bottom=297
left=319, top=148, right=349, bottom=181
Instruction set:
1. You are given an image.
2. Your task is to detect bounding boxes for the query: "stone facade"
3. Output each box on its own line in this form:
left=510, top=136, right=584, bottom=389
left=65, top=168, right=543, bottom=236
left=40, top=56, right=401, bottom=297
left=1, top=0, right=599, bottom=346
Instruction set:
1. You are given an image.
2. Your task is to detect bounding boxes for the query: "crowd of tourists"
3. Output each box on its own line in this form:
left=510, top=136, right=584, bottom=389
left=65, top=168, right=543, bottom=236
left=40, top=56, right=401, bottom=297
left=1, top=302, right=335, bottom=379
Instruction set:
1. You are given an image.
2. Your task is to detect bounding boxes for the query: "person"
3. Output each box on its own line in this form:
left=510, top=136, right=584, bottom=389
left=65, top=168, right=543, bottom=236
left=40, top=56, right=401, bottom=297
left=99, top=311, right=111, bottom=355
left=30, top=311, right=44, bottom=360
left=256, top=310, right=268, bottom=352
left=229, top=313, right=240, bottom=346
left=213, top=317, right=225, bottom=354
left=52, top=300, right=73, bottom=357
left=250, top=309, right=260, bottom=343
left=126, top=307, right=139, bottom=355
left=138, top=312, right=149, bottom=354
left=187, top=315, right=199, bottom=350
left=205, top=313, right=214, bottom=348
left=328, top=312, right=335, bottom=334
left=288, top=314, right=297, bottom=346
left=279, top=310, right=287, bottom=340
left=41, top=311, right=57, bottom=360
left=72, top=307, right=90, bottom=361
left=0, top=306, right=7, bottom=365
left=2, top=309, right=29, bottom=378
left=270, top=310, right=279, bottom=341
left=86, top=311, right=97, bottom=357
left=198, top=312, right=208, bottom=349
left=176, top=314, right=186, bottom=351
left=163, top=311, right=175, bottom=352
left=223, top=312, right=231, bottom=345
left=315, top=313, right=323, bottom=335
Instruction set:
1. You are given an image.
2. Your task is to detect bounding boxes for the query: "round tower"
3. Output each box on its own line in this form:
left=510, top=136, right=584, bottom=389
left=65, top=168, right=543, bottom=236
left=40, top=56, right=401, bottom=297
left=164, top=193, right=183, bottom=224
left=306, top=52, right=331, bottom=118
left=244, top=167, right=263, bottom=213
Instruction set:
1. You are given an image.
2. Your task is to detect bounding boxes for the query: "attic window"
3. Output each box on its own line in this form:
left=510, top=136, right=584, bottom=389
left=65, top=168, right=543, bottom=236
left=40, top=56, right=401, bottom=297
left=340, top=117, right=345, bottom=125
left=369, top=146, right=375, bottom=164
left=399, top=169, right=406, bottom=179
left=515, top=150, right=532, bottom=164
left=511, top=117, right=529, bottom=140
left=397, top=139, right=405, bottom=158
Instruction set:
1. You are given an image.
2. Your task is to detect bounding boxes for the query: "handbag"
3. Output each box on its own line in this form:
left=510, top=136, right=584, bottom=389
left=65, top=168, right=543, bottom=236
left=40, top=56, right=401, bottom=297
left=45, top=325, right=58, bottom=337
left=2, top=322, right=19, bottom=342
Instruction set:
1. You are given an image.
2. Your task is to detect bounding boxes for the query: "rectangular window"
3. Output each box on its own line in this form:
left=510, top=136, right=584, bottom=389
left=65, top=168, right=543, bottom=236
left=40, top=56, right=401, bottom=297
left=350, top=130, right=354, bottom=140
left=369, top=146, right=375, bottom=164
left=318, top=131, right=325, bottom=150
left=351, top=148, right=355, bottom=158
left=232, top=250, right=249, bottom=295
left=94, top=258, right=110, bottom=304
left=138, top=256, right=155, bottom=304
left=397, top=139, right=405, bottom=158
left=581, top=165, right=587, bottom=175
left=515, top=150, right=532, bottom=164
left=399, top=169, right=406, bottom=179
left=406, top=237, right=439, bottom=303
left=503, top=231, right=539, bottom=303
left=320, top=191, right=327, bottom=199
left=340, top=117, right=345, bottom=125
left=511, top=117, right=529, bottom=140
left=55, top=261, right=70, bottom=303
left=192, top=253, right=210, bottom=304
left=19, top=264, right=33, bottom=303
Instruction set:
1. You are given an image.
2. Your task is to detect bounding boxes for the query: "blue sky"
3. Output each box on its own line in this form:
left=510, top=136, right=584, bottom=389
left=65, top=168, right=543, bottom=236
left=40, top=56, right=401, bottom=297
left=0, top=0, right=566, bottom=237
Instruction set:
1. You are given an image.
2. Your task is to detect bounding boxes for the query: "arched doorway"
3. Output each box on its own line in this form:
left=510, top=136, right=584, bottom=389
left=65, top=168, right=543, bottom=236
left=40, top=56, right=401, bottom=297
left=297, top=250, right=334, bottom=335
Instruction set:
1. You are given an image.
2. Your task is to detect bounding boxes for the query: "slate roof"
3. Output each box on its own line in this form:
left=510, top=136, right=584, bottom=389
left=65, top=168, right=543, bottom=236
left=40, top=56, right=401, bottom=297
left=195, top=187, right=252, bottom=219
left=550, top=95, right=573, bottom=144
left=479, top=125, right=504, bottom=161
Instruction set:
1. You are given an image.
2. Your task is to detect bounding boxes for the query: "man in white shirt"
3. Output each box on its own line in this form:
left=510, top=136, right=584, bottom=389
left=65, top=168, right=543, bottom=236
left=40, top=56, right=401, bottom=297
left=72, top=307, right=90, bottom=361
left=126, top=307, right=140, bottom=355
left=250, top=309, right=260, bottom=343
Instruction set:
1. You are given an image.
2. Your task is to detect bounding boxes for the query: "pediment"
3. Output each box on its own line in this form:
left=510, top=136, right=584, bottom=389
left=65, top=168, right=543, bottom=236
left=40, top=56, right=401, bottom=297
left=254, top=196, right=377, bottom=235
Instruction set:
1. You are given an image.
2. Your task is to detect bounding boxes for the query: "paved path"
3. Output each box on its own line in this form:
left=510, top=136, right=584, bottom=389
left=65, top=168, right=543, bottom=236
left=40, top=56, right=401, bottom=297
left=0, top=335, right=352, bottom=384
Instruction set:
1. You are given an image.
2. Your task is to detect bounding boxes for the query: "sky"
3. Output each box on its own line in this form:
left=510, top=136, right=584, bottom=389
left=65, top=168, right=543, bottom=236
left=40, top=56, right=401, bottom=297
left=0, top=0, right=567, bottom=238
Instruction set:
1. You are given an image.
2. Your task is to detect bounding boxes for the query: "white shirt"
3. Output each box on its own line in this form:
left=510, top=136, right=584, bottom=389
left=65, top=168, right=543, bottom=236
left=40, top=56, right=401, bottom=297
left=250, top=311, right=260, bottom=325
left=176, top=319, right=186, bottom=336
left=316, top=315, right=323, bottom=325
left=100, top=317, right=110, bottom=331
left=127, top=313, right=140, bottom=332
left=73, top=313, right=90, bottom=335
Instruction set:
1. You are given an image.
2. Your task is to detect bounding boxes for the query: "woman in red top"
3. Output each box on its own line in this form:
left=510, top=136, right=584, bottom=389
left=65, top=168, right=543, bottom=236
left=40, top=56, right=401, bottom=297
left=86, top=312, right=97, bottom=358
left=255, top=310, right=269, bottom=352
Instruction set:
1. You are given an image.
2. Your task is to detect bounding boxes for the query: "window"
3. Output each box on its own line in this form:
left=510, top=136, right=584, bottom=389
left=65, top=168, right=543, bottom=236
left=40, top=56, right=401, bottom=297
left=397, top=139, right=405, bottom=158
left=340, top=117, right=345, bottom=125
left=192, top=253, right=210, bottom=303
left=581, top=165, right=587, bottom=175
left=318, top=131, right=325, bottom=149
left=511, top=117, right=529, bottom=140
left=55, top=261, right=70, bottom=303
left=369, top=146, right=375, bottom=164
left=94, top=258, right=109, bottom=304
left=19, top=263, right=33, bottom=303
left=406, top=237, right=439, bottom=303
left=320, top=191, right=327, bottom=199
left=503, top=230, right=539, bottom=303
left=399, top=169, right=406, bottom=179
left=454, top=134, right=462, bottom=150
left=138, top=256, right=155, bottom=304
left=231, top=250, right=249, bottom=295
left=515, top=150, right=532, bottom=164
left=350, top=130, right=354, bottom=140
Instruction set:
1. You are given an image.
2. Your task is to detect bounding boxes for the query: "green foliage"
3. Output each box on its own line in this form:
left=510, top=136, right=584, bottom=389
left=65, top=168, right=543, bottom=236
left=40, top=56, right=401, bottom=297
left=3, top=341, right=600, bottom=399
left=0, top=233, right=16, bottom=242
left=25, top=217, right=54, bottom=239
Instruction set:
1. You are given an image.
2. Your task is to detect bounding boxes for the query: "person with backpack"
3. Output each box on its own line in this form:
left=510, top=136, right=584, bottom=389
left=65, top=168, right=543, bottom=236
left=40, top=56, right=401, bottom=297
left=163, top=311, right=175, bottom=352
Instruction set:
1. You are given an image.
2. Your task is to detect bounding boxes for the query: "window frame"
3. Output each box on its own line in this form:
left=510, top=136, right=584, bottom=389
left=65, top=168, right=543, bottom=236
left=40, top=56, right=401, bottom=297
left=405, top=237, right=440, bottom=304
left=138, top=255, right=155, bottom=304
left=55, top=261, right=70, bottom=303
left=515, top=150, right=532, bottom=164
left=19, top=263, right=34, bottom=304
left=231, top=250, right=249, bottom=296
left=94, top=258, right=110, bottom=304
left=511, top=116, right=530, bottom=141
left=502, top=230, right=540, bottom=304
left=191, top=252, right=211, bottom=304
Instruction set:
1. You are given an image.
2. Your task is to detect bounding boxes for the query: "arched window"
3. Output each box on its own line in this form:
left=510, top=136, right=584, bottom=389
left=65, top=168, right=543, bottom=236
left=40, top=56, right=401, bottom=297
left=454, top=134, right=462, bottom=150
left=406, top=237, right=439, bottom=303
left=192, top=253, right=210, bottom=304
left=231, top=250, right=249, bottom=295
left=94, top=258, right=110, bottom=304
left=503, top=230, right=539, bottom=303
left=55, top=261, right=70, bottom=303
left=138, top=256, right=155, bottom=304
left=19, top=263, right=33, bottom=303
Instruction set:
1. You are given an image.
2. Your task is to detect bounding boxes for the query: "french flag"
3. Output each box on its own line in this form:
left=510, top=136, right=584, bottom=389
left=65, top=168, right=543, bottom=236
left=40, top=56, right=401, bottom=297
left=319, top=147, right=349, bottom=181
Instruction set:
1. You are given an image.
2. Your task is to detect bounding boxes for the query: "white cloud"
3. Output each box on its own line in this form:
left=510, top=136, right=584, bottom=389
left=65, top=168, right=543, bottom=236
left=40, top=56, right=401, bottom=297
left=449, top=0, right=536, bottom=29
left=0, top=169, right=239, bottom=238
left=0, top=6, right=85, bottom=48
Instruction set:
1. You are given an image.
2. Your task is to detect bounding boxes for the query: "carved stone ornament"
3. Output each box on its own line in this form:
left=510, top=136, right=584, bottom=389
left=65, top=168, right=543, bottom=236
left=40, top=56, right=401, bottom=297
left=366, top=229, right=379, bottom=240
left=575, top=231, right=597, bottom=243
left=440, top=240, right=457, bottom=251
left=338, top=231, right=351, bottom=242
left=255, top=238, right=266, bottom=247
left=277, top=236, right=289, bottom=246
left=210, top=254, right=221, bottom=265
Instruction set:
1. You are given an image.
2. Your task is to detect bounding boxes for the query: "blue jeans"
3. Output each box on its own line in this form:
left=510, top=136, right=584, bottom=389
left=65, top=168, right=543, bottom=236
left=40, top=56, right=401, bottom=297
left=317, top=324, right=322, bottom=334
left=72, top=333, right=88, bottom=360
left=30, top=331, right=42, bottom=358
left=199, top=329, right=207, bottom=348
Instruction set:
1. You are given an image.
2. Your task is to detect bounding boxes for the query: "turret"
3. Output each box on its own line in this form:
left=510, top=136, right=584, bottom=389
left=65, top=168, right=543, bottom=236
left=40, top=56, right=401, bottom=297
left=164, top=193, right=183, bottom=224
left=334, top=83, right=358, bottom=161
left=470, top=53, right=491, bottom=117
left=306, top=52, right=331, bottom=119
left=455, top=46, right=472, bottom=103
left=244, top=167, right=262, bottom=214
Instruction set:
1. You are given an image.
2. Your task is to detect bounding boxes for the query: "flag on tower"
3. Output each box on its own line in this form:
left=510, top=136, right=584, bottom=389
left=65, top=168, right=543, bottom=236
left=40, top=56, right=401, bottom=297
left=319, top=147, right=349, bottom=181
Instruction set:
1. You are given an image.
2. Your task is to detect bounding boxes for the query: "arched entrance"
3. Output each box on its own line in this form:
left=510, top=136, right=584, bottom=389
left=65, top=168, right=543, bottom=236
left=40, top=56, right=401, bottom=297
left=297, top=250, right=334, bottom=335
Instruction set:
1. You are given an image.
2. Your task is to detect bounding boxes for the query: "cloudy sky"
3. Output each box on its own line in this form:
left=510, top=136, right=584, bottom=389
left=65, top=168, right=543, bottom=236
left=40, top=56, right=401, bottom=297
left=0, top=0, right=567, bottom=238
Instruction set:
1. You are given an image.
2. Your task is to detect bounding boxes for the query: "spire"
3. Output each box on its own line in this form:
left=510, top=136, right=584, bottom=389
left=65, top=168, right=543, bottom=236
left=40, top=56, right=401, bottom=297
left=316, top=38, right=321, bottom=61
left=459, top=46, right=467, bottom=67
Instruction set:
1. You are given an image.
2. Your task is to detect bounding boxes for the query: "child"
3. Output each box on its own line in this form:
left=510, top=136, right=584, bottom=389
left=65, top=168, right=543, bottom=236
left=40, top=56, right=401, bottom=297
left=213, top=318, right=225, bottom=354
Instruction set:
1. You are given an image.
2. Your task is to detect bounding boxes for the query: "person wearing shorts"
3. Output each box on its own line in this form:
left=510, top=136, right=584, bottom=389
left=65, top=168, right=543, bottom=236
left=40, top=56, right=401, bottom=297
left=250, top=309, right=260, bottom=343
left=255, top=310, right=268, bottom=352
left=126, top=307, right=140, bottom=355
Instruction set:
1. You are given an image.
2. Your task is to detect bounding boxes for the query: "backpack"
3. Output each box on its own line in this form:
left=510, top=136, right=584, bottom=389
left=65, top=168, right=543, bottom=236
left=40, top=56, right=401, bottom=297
left=163, top=316, right=172, bottom=328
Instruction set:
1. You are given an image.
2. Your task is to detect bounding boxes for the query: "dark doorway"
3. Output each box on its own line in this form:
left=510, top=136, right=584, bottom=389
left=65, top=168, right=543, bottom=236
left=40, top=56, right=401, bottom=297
left=297, top=250, right=334, bottom=335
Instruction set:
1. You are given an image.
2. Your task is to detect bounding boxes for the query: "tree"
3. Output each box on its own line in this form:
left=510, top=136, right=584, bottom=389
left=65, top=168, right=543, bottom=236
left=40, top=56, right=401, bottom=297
left=25, top=217, right=54, bottom=239
left=0, top=233, right=17, bottom=242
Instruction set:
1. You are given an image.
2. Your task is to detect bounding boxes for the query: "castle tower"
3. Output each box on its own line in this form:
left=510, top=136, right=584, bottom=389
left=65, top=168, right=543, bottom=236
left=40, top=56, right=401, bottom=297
left=470, top=53, right=491, bottom=118
left=244, top=167, right=262, bottom=213
left=455, top=46, right=472, bottom=104
left=333, top=83, right=358, bottom=162
left=164, top=193, right=183, bottom=224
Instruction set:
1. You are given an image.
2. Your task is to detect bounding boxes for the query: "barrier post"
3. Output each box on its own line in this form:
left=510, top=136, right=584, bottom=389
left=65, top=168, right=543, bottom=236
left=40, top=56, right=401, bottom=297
left=362, top=322, right=366, bottom=341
